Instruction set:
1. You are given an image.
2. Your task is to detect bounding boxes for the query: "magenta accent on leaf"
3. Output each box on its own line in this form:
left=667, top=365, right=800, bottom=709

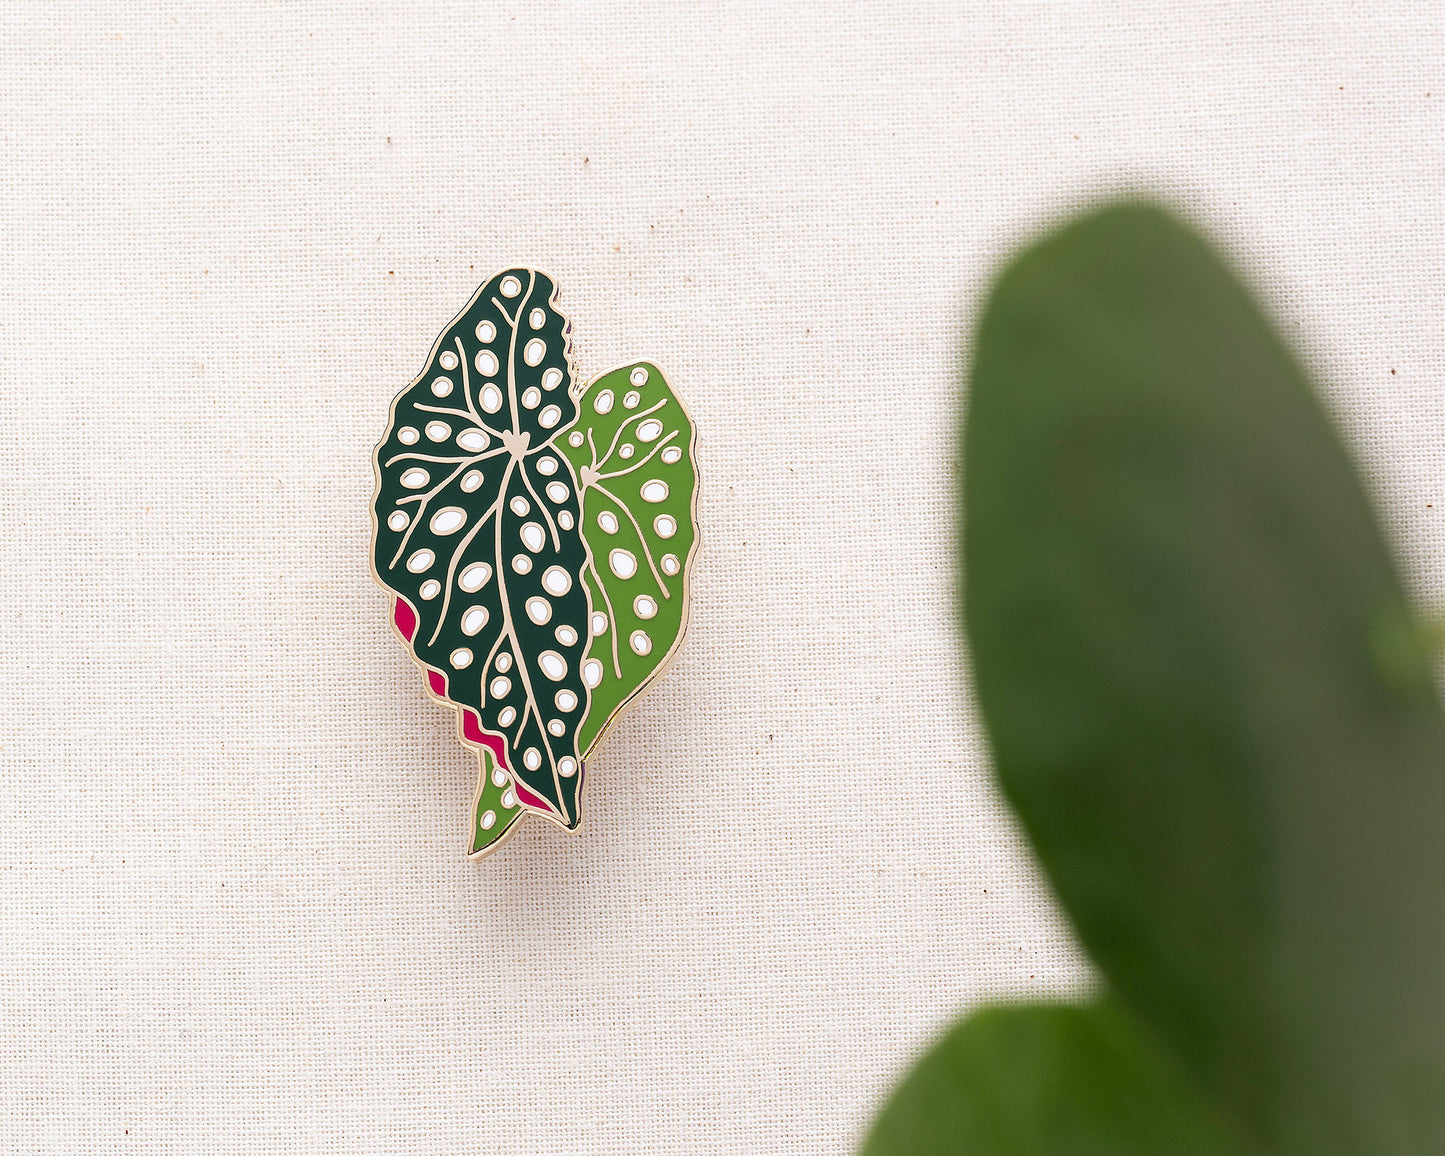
left=511, top=779, right=557, bottom=816
left=394, top=598, right=418, bottom=642
left=428, top=670, right=447, bottom=697
left=462, top=710, right=510, bottom=770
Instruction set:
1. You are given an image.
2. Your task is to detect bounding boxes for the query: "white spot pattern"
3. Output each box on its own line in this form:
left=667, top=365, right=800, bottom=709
left=430, top=507, right=466, bottom=534
left=459, top=563, right=492, bottom=591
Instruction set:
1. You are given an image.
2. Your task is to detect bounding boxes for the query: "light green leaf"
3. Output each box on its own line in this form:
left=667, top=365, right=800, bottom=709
left=469, top=746, right=525, bottom=858
left=561, top=362, right=699, bottom=757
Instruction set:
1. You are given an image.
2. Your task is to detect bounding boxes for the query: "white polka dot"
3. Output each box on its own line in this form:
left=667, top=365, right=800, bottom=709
left=558, top=757, right=577, bottom=778
left=459, top=563, right=492, bottom=591
left=539, top=405, right=561, bottom=428
left=545, top=481, right=568, bottom=502
left=401, top=468, right=429, bottom=489
left=451, top=648, right=473, bottom=668
left=529, top=308, right=546, bottom=329
left=609, top=549, right=638, bottom=579
left=633, top=595, right=658, bottom=619
left=538, top=651, right=567, bottom=680
left=543, top=368, right=563, bottom=390
left=495, top=653, right=512, bottom=673
left=430, top=507, right=466, bottom=534
left=661, top=553, right=680, bottom=575
left=501, top=788, right=516, bottom=807
left=555, top=625, right=578, bottom=647
left=557, top=511, right=574, bottom=530
left=462, top=606, right=489, bottom=635
left=432, top=376, right=453, bottom=397
left=387, top=511, right=408, bottom=531
left=630, top=366, right=649, bottom=386
left=619, top=444, right=635, bottom=459
left=481, top=384, right=503, bottom=413
left=555, top=689, right=578, bottom=711
left=458, top=429, right=488, bottom=451
left=498, top=706, right=516, bottom=727
left=630, top=630, right=653, bottom=656
left=398, top=426, right=419, bottom=444
left=480, top=809, right=496, bottom=830
left=654, top=514, right=677, bottom=538
left=490, top=676, right=512, bottom=698
left=623, top=390, right=640, bottom=409
left=419, top=580, right=440, bottom=600
left=476, top=320, right=496, bottom=342
left=568, top=431, right=585, bottom=447
left=512, top=554, right=532, bottom=574
left=492, top=766, right=508, bottom=787
left=598, top=511, right=619, bottom=534
left=524, top=338, right=546, bottom=367
left=521, top=386, right=540, bottom=409
left=520, top=522, right=545, bottom=552
left=439, top=351, right=458, bottom=371
left=542, top=566, right=572, bottom=595
left=525, top=596, right=551, bottom=625
left=537, top=456, right=558, bottom=476
left=523, top=747, right=542, bottom=770
left=593, top=389, right=614, bottom=414
left=406, top=549, right=435, bottom=573
left=547, top=719, right=565, bottom=736
left=500, top=275, right=521, bottom=297
left=641, top=480, right=669, bottom=502
left=661, top=446, right=682, bottom=464
left=461, top=470, right=484, bottom=492
left=591, top=612, right=607, bottom=635
left=425, top=421, right=451, bottom=442
left=510, top=497, right=530, bottom=516
left=582, top=659, right=603, bottom=687
left=636, top=419, right=663, bottom=442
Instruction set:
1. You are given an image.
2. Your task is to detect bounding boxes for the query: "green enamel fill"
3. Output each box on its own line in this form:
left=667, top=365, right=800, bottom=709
left=469, top=746, right=525, bottom=857
left=560, top=362, right=699, bottom=757
left=372, top=268, right=593, bottom=829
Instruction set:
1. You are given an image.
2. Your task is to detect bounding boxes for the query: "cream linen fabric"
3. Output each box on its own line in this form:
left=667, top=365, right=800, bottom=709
left=3, top=3, right=1444, bottom=1152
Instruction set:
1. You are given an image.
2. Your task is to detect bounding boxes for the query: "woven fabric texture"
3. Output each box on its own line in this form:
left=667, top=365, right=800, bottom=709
left=3, top=2, right=1444, bottom=1152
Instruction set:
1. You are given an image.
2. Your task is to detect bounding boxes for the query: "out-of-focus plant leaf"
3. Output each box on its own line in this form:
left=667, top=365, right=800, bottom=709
left=957, top=204, right=1445, bottom=1152
left=560, top=362, right=699, bottom=757
left=864, top=1002, right=1253, bottom=1156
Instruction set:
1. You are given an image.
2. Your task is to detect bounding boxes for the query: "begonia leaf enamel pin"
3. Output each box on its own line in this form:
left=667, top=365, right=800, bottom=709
left=371, top=269, right=699, bottom=857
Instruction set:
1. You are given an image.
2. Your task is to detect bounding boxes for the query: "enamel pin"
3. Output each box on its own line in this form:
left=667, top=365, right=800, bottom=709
left=371, top=269, right=699, bottom=857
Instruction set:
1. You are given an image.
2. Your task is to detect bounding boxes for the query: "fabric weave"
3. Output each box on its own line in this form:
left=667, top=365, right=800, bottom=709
left=2, top=2, right=1443, bottom=1152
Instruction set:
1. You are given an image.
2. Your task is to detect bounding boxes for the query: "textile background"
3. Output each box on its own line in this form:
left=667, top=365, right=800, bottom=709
left=3, top=3, right=1444, bottom=1151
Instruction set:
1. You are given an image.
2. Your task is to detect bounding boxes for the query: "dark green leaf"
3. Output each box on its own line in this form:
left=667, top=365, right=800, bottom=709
left=964, top=205, right=1445, bottom=1152
left=373, top=269, right=592, bottom=829
left=864, top=1003, right=1252, bottom=1156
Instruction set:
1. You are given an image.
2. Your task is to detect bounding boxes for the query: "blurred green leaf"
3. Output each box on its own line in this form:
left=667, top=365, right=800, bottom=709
left=864, top=1003, right=1252, bottom=1156
left=957, top=205, right=1445, bottom=1152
